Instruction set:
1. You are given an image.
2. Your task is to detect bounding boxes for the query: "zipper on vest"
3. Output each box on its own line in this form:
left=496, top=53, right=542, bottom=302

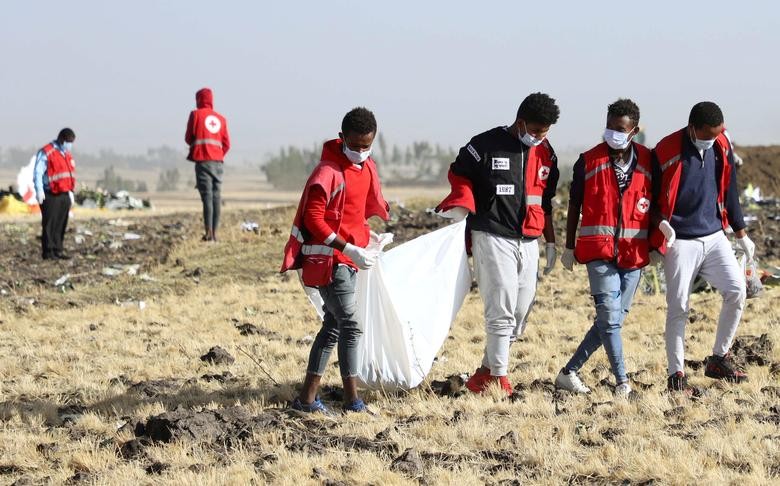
left=519, top=148, right=526, bottom=238
left=614, top=171, right=623, bottom=260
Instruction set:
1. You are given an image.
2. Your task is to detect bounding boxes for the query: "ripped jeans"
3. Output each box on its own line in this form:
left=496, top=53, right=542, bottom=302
left=564, top=260, right=641, bottom=384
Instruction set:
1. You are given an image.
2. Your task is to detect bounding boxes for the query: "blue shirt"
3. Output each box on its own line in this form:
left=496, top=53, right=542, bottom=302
left=33, top=141, right=67, bottom=195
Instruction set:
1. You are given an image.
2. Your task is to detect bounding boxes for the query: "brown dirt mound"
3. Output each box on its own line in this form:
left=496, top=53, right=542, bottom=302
left=736, top=145, right=780, bottom=196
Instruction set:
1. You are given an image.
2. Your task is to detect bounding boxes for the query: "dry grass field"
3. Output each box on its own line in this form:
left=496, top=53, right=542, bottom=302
left=0, top=198, right=778, bottom=485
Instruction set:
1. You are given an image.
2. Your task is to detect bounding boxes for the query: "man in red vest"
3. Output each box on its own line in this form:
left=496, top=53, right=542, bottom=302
left=33, top=128, right=76, bottom=260
left=185, top=87, right=230, bottom=242
left=281, top=107, right=389, bottom=413
left=651, top=102, right=753, bottom=393
left=556, top=99, right=652, bottom=398
left=436, top=93, right=560, bottom=396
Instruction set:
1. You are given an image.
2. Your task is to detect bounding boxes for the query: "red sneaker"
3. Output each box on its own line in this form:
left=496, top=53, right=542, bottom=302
left=465, top=367, right=491, bottom=393
left=496, top=375, right=513, bottom=395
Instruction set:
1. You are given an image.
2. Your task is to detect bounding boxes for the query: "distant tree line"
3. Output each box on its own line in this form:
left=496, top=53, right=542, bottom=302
left=96, top=166, right=148, bottom=193
left=262, top=134, right=457, bottom=189
left=0, top=145, right=184, bottom=169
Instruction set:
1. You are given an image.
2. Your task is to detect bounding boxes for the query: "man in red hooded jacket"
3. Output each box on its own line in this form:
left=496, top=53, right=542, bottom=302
left=185, top=87, right=230, bottom=241
left=281, top=107, right=389, bottom=414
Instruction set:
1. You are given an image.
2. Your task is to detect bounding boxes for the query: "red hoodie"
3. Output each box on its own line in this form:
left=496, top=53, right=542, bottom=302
left=280, top=139, right=389, bottom=286
left=185, top=88, right=230, bottom=162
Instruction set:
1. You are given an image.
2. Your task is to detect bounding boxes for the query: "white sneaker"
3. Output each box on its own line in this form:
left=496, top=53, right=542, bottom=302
left=555, top=369, right=591, bottom=394
left=614, top=382, right=632, bottom=398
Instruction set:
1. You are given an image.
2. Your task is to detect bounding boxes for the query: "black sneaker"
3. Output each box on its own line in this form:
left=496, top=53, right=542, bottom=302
left=704, top=354, right=748, bottom=383
left=54, top=252, right=71, bottom=260
left=666, top=371, right=700, bottom=398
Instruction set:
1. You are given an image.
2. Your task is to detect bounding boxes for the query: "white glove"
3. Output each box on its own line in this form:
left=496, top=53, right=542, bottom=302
left=561, top=248, right=575, bottom=271
left=437, top=206, right=469, bottom=222
left=342, top=243, right=378, bottom=270
left=36, top=192, right=45, bottom=205
left=369, top=231, right=394, bottom=250
left=543, top=243, right=557, bottom=275
left=736, top=235, right=756, bottom=263
left=649, top=250, right=664, bottom=266
left=68, top=191, right=75, bottom=205
left=659, top=220, right=676, bottom=249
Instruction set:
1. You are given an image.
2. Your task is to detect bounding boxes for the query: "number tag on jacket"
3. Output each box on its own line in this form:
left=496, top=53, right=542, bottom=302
left=492, top=157, right=510, bottom=170
left=496, top=184, right=515, bottom=195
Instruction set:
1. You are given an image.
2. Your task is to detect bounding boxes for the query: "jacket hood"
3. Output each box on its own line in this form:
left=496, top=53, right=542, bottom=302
left=321, top=138, right=353, bottom=168
left=196, top=88, right=213, bottom=109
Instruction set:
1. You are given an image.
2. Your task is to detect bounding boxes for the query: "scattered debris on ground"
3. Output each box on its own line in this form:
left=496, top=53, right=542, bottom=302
left=200, top=346, right=235, bottom=365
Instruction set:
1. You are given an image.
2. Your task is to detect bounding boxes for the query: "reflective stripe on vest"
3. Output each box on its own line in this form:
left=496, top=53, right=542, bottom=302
left=49, top=172, right=73, bottom=182
left=580, top=225, right=647, bottom=239
left=526, top=195, right=542, bottom=205
left=301, top=244, right=334, bottom=256
left=290, top=225, right=304, bottom=243
left=330, top=182, right=345, bottom=203
left=635, top=164, right=652, bottom=180
left=585, top=161, right=611, bottom=181
left=660, top=155, right=679, bottom=172
left=193, top=138, right=223, bottom=147
left=580, top=225, right=615, bottom=236
left=620, top=228, right=647, bottom=239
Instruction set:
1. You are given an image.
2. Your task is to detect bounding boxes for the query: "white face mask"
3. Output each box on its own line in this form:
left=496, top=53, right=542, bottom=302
left=343, top=142, right=371, bottom=164
left=691, top=132, right=716, bottom=152
left=603, top=128, right=633, bottom=150
left=519, top=121, right=544, bottom=147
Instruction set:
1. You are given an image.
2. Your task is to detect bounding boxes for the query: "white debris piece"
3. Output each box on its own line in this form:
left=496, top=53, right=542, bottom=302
left=241, top=221, right=260, bottom=233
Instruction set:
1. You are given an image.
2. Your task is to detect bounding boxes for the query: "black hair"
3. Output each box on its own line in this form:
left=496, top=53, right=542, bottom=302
left=57, top=128, right=76, bottom=142
left=516, top=92, right=560, bottom=125
left=688, top=101, right=723, bottom=129
left=607, top=98, right=640, bottom=126
left=341, top=107, right=377, bottom=136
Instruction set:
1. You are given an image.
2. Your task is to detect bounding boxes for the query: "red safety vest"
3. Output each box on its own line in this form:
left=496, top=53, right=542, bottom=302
left=649, top=129, right=731, bottom=253
left=437, top=138, right=555, bottom=238
left=574, top=142, right=652, bottom=269
left=186, top=88, right=230, bottom=162
left=42, top=143, right=75, bottom=194
left=280, top=139, right=389, bottom=287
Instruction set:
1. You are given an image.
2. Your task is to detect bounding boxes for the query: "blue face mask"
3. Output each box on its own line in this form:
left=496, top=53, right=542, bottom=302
left=61, top=141, right=73, bottom=153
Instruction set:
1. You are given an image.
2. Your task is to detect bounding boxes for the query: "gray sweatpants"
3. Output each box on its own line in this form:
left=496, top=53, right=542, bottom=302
left=195, top=161, right=223, bottom=232
left=472, top=230, right=539, bottom=376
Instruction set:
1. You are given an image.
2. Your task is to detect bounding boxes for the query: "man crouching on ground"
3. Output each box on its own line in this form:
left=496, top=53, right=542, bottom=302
left=281, top=107, right=389, bottom=413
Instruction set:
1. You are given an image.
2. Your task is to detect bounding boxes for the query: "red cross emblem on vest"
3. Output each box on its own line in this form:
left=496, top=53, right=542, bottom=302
left=205, top=115, right=221, bottom=134
left=636, top=197, right=650, bottom=214
left=538, top=165, right=550, bottom=181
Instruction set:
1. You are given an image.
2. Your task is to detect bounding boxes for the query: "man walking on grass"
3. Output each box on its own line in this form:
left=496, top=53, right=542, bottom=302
left=281, top=107, right=389, bottom=413
left=556, top=99, right=652, bottom=398
left=651, top=101, right=754, bottom=394
left=436, top=93, right=561, bottom=396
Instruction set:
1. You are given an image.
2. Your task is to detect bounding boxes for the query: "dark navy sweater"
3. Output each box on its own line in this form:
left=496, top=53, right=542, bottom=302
left=651, top=132, right=745, bottom=239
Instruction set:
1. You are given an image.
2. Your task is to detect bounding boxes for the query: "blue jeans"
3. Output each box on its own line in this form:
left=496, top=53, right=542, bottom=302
left=305, top=265, right=361, bottom=378
left=564, top=261, right=641, bottom=384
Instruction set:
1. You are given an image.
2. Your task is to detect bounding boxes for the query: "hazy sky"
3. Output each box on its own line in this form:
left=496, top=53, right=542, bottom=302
left=2, top=1, right=778, bottom=164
